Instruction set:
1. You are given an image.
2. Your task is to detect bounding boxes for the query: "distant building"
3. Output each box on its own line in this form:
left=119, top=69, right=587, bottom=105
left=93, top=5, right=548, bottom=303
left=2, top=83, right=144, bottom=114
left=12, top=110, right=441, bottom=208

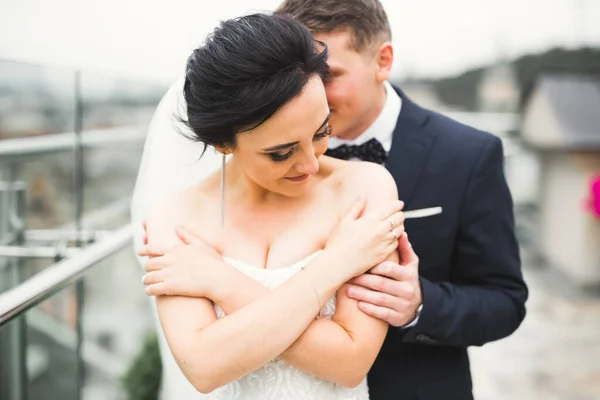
left=477, top=62, right=520, bottom=112
left=521, top=73, right=600, bottom=287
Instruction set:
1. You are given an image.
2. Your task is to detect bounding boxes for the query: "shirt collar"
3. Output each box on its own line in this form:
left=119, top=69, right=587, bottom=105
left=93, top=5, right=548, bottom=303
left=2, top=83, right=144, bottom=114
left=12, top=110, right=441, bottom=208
left=328, top=81, right=402, bottom=153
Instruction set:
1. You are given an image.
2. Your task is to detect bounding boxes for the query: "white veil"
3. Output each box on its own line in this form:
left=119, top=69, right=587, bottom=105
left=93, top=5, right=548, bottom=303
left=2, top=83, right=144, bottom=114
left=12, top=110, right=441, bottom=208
left=131, top=77, right=222, bottom=235
left=130, top=78, right=220, bottom=399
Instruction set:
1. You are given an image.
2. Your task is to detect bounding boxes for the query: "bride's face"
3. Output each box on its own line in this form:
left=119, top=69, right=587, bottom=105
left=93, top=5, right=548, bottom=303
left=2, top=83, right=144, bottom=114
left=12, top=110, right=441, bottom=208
left=228, top=76, right=331, bottom=197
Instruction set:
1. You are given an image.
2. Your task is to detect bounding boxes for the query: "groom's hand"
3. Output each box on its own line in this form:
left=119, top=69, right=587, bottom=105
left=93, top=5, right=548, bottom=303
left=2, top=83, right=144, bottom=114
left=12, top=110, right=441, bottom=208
left=346, top=233, right=422, bottom=328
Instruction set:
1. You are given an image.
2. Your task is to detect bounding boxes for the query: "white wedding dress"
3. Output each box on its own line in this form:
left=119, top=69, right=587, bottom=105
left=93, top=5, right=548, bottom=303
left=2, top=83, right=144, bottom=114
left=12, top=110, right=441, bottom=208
left=131, top=80, right=370, bottom=399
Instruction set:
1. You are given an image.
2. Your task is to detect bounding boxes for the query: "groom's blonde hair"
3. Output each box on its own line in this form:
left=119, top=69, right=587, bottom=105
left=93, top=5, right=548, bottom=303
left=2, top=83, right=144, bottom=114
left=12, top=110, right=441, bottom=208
left=275, top=0, right=391, bottom=53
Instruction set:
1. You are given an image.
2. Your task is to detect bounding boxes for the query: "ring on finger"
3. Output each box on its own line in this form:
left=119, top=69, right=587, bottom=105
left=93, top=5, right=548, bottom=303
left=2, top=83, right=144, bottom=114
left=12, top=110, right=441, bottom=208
left=386, top=218, right=394, bottom=231
left=391, top=230, right=399, bottom=241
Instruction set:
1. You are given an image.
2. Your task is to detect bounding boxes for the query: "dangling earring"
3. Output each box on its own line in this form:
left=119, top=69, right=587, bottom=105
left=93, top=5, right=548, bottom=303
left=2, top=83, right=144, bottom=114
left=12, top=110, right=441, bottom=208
left=220, top=153, right=226, bottom=227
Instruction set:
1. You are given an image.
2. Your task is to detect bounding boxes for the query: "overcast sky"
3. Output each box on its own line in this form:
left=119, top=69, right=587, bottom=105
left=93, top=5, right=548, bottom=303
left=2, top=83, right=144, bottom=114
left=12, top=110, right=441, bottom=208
left=1, top=0, right=598, bottom=84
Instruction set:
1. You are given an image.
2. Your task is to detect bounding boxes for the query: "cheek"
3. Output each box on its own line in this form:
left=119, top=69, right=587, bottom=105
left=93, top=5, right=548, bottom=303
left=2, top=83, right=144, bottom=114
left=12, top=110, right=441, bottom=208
left=236, top=154, right=280, bottom=182
left=326, top=79, right=348, bottom=104
left=327, top=76, right=360, bottom=109
left=315, top=138, right=330, bottom=155
left=255, top=160, right=291, bottom=184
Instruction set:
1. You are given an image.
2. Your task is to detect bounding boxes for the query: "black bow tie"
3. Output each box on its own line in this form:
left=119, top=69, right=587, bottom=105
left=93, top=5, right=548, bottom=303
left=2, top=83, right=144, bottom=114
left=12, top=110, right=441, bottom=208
left=325, top=138, right=387, bottom=164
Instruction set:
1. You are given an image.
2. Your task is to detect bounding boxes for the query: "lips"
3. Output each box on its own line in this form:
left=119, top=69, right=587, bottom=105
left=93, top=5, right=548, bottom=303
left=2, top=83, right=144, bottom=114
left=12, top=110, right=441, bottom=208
left=285, top=174, right=309, bottom=182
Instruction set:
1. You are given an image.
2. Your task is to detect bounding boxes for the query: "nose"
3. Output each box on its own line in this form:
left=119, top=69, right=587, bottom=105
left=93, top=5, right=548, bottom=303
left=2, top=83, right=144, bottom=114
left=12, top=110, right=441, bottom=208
left=295, top=150, right=319, bottom=176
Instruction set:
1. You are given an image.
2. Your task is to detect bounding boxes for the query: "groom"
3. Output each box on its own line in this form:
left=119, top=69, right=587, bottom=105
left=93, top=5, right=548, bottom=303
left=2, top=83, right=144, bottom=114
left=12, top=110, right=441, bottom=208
left=273, top=0, right=528, bottom=399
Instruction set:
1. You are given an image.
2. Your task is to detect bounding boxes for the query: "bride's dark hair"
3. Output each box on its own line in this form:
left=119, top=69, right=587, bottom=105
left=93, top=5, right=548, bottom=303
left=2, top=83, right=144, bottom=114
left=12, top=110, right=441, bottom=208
left=180, top=13, right=329, bottom=151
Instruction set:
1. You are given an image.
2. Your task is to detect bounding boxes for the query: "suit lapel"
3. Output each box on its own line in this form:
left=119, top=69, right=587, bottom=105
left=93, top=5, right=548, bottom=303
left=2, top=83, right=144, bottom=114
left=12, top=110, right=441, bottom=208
left=386, top=86, right=436, bottom=205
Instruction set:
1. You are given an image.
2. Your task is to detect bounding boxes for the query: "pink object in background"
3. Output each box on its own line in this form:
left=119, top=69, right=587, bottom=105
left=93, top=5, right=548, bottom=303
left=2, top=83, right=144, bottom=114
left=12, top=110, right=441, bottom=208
left=585, top=175, right=600, bottom=219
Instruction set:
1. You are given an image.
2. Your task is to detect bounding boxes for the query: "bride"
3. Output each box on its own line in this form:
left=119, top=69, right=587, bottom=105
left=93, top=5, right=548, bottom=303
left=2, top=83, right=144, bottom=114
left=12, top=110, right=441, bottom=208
left=135, top=13, right=407, bottom=400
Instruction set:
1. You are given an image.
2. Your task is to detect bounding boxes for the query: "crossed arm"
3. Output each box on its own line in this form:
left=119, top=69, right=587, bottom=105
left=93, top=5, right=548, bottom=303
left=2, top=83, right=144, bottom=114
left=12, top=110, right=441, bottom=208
left=151, top=253, right=392, bottom=393
left=146, top=166, right=400, bottom=393
left=170, top=228, right=419, bottom=384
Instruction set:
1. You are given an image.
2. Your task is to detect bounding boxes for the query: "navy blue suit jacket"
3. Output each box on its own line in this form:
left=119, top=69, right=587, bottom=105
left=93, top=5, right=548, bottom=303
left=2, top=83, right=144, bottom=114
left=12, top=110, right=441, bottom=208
left=367, top=87, right=528, bottom=400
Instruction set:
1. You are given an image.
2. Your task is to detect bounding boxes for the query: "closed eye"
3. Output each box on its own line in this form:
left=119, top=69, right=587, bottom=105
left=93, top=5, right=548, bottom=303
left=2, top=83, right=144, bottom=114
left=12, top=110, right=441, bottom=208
left=268, top=148, right=296, bottom=162
left=313, top=125, right=332, bottom=140
left=324, top=70, right=343, bottom=83
left=268, top=126, right=332, bottom=162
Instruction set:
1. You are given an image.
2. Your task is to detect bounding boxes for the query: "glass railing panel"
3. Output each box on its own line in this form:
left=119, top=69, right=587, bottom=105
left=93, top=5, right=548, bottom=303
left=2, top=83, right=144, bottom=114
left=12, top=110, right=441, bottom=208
left=0, top=59, right=76, bottom=140
left=0, top=242, right=155, bottom=400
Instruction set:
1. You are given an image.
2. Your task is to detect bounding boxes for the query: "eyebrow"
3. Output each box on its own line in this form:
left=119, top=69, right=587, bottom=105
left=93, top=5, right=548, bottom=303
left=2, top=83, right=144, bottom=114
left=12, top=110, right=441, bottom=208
left=262, top=113, right=331, bottom=152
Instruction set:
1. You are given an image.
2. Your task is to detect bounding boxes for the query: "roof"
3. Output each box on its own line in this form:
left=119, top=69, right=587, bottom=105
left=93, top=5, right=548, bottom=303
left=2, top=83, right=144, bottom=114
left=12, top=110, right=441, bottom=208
left=523, top=73, right=600, bottom=149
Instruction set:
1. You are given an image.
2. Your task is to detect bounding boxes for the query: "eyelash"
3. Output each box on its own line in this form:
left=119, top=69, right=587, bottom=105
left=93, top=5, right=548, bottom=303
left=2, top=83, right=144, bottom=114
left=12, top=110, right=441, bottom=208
left=269, top=125, right=332, bottom=163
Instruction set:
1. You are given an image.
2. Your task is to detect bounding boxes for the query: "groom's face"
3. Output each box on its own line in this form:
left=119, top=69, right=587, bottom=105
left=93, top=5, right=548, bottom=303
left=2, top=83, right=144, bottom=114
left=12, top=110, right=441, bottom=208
left=313, top=30, right=390, bottom=141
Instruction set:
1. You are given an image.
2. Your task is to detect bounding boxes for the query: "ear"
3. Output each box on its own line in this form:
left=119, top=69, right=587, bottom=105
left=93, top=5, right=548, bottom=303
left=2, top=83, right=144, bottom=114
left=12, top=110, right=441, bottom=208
left=374, top=41, right=393, bottom=82
left=213, top=145, right=233, bottom=156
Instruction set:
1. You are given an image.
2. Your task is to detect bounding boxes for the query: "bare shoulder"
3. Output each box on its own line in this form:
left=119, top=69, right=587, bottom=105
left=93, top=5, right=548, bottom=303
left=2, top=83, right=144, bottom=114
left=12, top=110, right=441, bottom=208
left=338, top=161, right=398, bottom=202
left=320, top=158, right=398, bottom=215
left=146, top=183, right=213, bottom=247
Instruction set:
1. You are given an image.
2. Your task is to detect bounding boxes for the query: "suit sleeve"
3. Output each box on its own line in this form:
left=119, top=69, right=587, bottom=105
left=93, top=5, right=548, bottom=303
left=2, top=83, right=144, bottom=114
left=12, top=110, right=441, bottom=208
left=402, top=135, right=528, bottom=347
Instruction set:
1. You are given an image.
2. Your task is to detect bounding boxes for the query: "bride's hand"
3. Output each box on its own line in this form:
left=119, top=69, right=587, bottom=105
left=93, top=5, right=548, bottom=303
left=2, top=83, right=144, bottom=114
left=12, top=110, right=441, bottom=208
left=138, top=226, right=229, bottom=299
left=325, top=196, right=405, bottom=278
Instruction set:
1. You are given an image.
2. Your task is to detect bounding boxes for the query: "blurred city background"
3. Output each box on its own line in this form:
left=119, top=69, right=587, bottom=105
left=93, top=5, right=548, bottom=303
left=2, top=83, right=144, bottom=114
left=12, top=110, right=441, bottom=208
left=0, top=0, right=599, bottom=399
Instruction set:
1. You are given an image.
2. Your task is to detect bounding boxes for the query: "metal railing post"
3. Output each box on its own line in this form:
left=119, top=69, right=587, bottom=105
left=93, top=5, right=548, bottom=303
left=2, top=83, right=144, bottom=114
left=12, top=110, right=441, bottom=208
left=74, top=70, right=85, bottom=400
left=0, top=169, right=28, bottom=400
